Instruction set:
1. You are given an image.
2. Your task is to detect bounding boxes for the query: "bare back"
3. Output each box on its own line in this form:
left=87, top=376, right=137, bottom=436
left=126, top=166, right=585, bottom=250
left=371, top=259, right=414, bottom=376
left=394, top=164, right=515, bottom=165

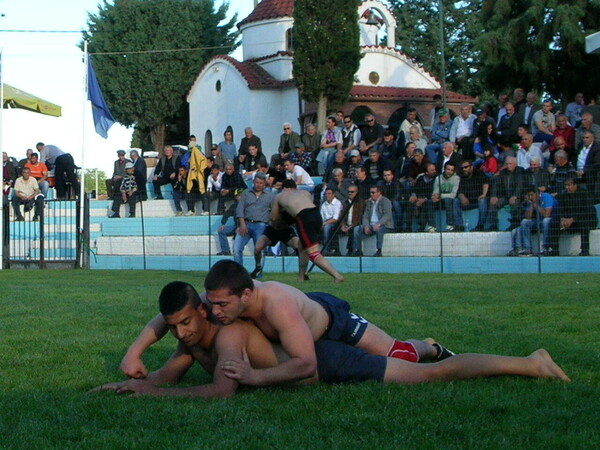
left=275, top=189, right=315, bottom=217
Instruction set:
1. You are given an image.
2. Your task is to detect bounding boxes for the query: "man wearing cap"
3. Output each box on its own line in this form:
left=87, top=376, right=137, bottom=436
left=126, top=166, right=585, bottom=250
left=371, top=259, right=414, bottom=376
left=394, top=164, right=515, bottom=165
left=289, top=142, right=313, bottom=174
left=380, top=130, right=400, bottom=164
left=426, top=108, right=452, bottom=162
left=106, top=150, right=131, bottom=199
left=110, top=162, right=138, bottom=218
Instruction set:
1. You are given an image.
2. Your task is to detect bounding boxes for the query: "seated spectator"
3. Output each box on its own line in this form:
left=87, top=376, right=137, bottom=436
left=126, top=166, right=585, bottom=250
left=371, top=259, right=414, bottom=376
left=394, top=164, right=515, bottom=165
left=496, top=138, right=516, bottom=173
left=325, top=151, right=348, bottom=184
left=519, top=188, right=558, bottom=256
left=152, top=146, right=180, bottom=200
left=3, top=151, right=18, bottom=198
left=289, top=142, right=313, bottom=175
left=301, top=124, right=321, bottom=174
left=549, top=150, right=577, bottom=195
left=209, top=143, right=228, bottom=173
left=426, top=108, right=451, bottom=163
left=359, top=114, right=385, bottom=157
left=24, top=152, right=49, bottom=198
left=531, top=100, right=556, bottom=146
left=550, top=114, right=575, bottom=162
left=284, top=158, right=314, bottom=188
left=129, top=150, right=147, bottom=201
left=220, top=163, right=247, bottom=212
left=320, top=187, right=343, bottom=256
left=394, top=142, right=417, bottom=185
left=382, top=168, right=409, bottom=231
left=489, top=156, right=526, bottom=230
left=496, top=102, right=520, bottom=144
left=11, top=167, right=44, bottom=221
left=449, top=103, right=476, bottom=160
left=516, top=134, right=543, bottom=170
left=380, top=129, right=400, bottom=164
left=454, top=161, right=489, bottom=231
left=432, top=162, right=460, bottom=231
left=408, top=148, right=430, bottom=186
left=243, top=144, right=267, bottom=179
left=565, top=92, right=585, bottom=128
left=237, top=127, right=262, bottom=171
left=346, top=149, right=363, bottom=181
left=575, top=112, right=600, bottom=149
left=575, top=130, right=600, bottom=193
left=363, top=148, right=389, bottom=183
left=399, top=107, right=424, bottom=145
left=338, top=186, right=365, bottom=256
left=473, top=121, right=498, bottom=163
left=326, top=168, right=352, bottom=203
left=106, top=150, right=130, bottom=199
left=480, top=145, right=499, bottom=177
left=340, top=115, right=361, bottom=158
left=407, top=163, right=438, bottom=232
left=256, top=161, right=281, bottom=191
left=109, top=162, right=138, bottom=218
left=407, top=125, right=428, bottom=155
left=436, top=142, right=464, bottom=176
left=216, top=189, right=243, bottom=256
left=218, top=129, right=237, bottom=166
left=172, top=166, right=198, bottom=216
left=205, top=164, right=224, bottom=212
left=355, top=184, right=393, bottom=257
left=556, top=178, right=598, bottom=256
left=317, top=116, right=342, bottom=175
left=354, top=166, right=374, bottom=200
left=524, top=157, right=550, bottom=193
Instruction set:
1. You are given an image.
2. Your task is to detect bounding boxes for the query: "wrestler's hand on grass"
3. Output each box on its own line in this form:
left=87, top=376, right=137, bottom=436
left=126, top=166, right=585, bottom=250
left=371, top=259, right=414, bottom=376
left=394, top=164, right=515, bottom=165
left=88, top=379, right=158, bottom=396
left=120, top=354, right=148, bottom=379
left=221, top=348, right=257, bottom=385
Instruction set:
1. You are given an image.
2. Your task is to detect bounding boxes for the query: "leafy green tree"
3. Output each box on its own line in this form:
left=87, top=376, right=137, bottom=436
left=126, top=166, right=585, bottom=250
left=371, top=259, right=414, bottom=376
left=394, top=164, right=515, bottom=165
left=476, top=0, right=600, bottom=102
left=389, top=0, right=484, bottom=97
left=82, top=0, right=237, bottom=152
left=293, top=0, right=362, bottom=130
left=84, top=169, right=107, bottom=196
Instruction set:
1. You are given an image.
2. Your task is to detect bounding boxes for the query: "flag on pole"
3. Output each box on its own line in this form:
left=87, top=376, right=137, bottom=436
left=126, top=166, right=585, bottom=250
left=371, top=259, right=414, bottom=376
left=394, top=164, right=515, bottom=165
left=87, top=59, right=115, bottom=139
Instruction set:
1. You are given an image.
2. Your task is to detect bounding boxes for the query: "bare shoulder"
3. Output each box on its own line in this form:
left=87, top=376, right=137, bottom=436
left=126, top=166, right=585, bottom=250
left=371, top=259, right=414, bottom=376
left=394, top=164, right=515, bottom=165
left=258, top=281, right=307, bottom=306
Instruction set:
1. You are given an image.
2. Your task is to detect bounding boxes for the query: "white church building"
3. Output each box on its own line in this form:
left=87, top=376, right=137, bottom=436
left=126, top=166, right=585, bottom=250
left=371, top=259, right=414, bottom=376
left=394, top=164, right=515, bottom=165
left=187, top=0, right=475, bottom=157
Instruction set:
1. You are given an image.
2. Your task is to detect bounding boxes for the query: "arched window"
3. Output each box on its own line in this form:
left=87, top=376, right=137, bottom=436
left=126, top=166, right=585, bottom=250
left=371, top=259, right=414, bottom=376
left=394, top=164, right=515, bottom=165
left=286, top=28, right=293, bottom=52
left=204, top=130, right=213, bottom=153
left=387, top=106, right=408, bottom=137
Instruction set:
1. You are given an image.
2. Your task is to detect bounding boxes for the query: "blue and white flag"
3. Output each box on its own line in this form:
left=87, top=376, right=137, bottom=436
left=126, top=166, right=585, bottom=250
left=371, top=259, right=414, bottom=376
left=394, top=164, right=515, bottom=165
left=87, top=59, right=115, bottom=139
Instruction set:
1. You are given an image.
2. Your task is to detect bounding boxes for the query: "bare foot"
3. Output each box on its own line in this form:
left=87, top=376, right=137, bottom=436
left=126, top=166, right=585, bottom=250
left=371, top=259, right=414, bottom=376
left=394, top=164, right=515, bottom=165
left=529, top=349, right=571, bottom=382
left=335, top=275, right=345, bottom=283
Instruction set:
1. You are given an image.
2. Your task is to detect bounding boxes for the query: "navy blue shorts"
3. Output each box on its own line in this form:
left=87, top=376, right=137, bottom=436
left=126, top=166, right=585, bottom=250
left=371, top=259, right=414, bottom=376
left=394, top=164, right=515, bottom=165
left=263, top=225, right=297, bottom=245
left=315, top=339, right=387, bottom=383
left=306, top=292, right=369, bottom=346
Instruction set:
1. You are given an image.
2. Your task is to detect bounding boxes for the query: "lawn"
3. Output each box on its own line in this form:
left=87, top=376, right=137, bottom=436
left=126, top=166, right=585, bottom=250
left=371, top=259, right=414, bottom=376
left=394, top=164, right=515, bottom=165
left=0, top=270, right=598, bottom=448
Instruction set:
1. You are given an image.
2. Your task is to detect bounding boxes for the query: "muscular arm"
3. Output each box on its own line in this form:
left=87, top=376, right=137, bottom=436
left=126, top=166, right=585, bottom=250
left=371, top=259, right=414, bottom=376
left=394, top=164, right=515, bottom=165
left=120, top=314, right=169, bottom=378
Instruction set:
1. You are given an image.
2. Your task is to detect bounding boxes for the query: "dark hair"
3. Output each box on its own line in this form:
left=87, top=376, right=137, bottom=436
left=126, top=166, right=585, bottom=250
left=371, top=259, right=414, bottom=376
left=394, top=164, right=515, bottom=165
left=282, top=179, right=297, bottom=189
left=518, top=123, right=529, bottom=132
left=204, top=260, right=253, bottom=296
left=31, top=152, right=39, bottom=158
left=383, top=129, right=393, bottom=137
left=212, top=164, right=220, bottom=170
left=159, top=281, right=201, bottom=316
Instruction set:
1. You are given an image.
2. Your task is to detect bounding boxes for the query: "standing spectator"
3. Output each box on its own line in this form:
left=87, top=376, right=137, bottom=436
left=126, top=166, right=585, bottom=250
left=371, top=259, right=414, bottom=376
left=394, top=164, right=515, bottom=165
left=274, top=122, right=302, bottom=166
left=106, top=150, right=130, bottom=199
left=220, top=163, right=246, bottom=213
left=516, top=134, right=543, bottom=170
left=11, top=167, right=44, bottom=221
left=318, top=116, right=342, bottom=175
left=356, top=184, right=393, bottom=256
left=233, top=172, right=273, bottom=266
left=172, top=166, right=196, bottom=216
left=432, top=162, right=460, bottom=231
left=517, top=92, right=541, bottom=128
left=40, top=145, right=79, bottom=200
left=218, top=129, right=237, bottom=166
left=320, top=187, right=343, bottom=255
left=489, top=156, right=526, bottom=230
left=359, top=114, right=385, bottom=157
left=565, top=92, right=585, bottom=128
left=454, top=161, right=489, bottom=231
left=216, top=190, right=242, bottom=256
left=129, top=150, right=147, bottom=201
left=426, top=109, right=452, bottom=163
left=339, top=186, right=365, bottom=256
left=556, top=178, right=598, bottom=256
left=109, top=162, right=138, bottom=218
left=24, top=152, right=49, bottom=198
left=449, top=103, right=476, bottom=160
left=152, top=146, right=180, bottom=200
left=408, top=163, right=438, bottom=232
left=340, top=115, right=361, bottom=158
left=519, top=189, right=558, bottom=256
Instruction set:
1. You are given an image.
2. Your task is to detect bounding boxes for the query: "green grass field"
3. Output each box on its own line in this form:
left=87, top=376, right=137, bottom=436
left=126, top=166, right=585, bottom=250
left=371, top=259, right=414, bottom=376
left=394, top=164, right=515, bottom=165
left=1, top=270, right=599, bottom=448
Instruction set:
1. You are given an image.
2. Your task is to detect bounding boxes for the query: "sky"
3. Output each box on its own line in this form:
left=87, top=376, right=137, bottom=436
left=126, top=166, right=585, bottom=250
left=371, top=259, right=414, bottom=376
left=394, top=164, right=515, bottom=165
left=0, top=0, right=253, bottom=175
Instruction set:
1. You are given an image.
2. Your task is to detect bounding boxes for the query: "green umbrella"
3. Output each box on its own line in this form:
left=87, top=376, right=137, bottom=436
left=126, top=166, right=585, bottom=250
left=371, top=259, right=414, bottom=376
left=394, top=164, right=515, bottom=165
left=2, top=83, right=61, bottom=117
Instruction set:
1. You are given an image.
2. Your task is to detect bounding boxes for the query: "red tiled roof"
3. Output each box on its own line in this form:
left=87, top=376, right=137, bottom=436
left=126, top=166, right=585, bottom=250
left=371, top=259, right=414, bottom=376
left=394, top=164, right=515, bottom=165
left=238, top=0, right=294, bottom=28
left=246, top=50, right=294, bottom=63
left=196, top=55, right=294, bottom=91
left=350, top=86, right=477, bottom=103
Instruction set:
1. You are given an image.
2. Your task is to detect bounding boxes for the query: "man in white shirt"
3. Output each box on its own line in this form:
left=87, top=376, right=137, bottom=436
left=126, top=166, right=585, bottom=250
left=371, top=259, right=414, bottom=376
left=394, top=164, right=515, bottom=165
left=206, top=164, right=224, bottom=213
left=517, top=134, right=543, bottom=170
left=449, top=103, right=476, bottom=159
left=320, top=187, right=343, bottom=256
left=284, top=159, right=314, bottom=189
left=11, top=167, right=44, bottom=221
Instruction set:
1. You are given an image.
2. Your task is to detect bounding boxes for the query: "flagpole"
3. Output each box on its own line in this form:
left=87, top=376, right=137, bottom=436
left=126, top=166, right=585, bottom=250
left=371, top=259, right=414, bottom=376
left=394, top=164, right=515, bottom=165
left=79, top=41, right=88, bottom=267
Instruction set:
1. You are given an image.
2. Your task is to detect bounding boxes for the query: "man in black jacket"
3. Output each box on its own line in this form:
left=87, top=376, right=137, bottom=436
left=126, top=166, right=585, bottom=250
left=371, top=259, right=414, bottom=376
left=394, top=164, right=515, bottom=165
left=556, top=178, right=598, bottom=256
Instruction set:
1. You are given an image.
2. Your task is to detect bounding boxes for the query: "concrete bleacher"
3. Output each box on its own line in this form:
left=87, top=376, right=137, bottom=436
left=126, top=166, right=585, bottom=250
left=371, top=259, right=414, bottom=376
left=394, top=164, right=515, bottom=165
left=88, top=197, right=600, bottom=273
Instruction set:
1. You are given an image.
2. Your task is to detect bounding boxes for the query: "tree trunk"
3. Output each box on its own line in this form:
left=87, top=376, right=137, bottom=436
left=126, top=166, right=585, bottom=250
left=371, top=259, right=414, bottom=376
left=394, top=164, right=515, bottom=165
left=317, top=94, right=328, bottom=133
left=150, top=122, right=166, bottom=155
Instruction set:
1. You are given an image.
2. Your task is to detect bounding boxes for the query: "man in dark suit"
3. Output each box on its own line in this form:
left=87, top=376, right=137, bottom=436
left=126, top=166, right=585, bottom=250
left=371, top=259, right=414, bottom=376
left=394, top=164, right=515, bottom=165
left=516, top=92, right=542, bottom=129
left=436, top=142, right=464, bottom=176
left=576, top=130, right=600, bottom=197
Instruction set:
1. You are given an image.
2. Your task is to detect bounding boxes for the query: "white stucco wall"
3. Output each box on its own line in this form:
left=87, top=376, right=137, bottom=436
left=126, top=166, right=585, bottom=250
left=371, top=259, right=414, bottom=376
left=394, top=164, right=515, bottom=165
left=241, top=18, right=293, bottom=61
left=188, top=59, right=300, bottom=161
left=259, top=57, right=293, bottom=81
left=356, top=50, right=440, bottom=89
